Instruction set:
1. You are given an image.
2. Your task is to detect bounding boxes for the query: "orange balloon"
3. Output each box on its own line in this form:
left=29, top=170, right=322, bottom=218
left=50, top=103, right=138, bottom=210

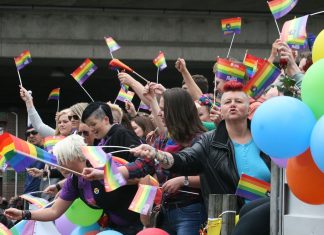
left=287, top=149, right=324, bottom=204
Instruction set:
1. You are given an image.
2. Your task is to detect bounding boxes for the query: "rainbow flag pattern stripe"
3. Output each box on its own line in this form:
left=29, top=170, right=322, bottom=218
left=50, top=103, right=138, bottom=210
left=10, top=220, right=35, bottom=235
left=48, top=88, right=60, bottom=101
left=243, top=60, right=281, bottom=98
left=0, top=223, right=12, bottom=235
left=281, top=15, right=308, bottom=50
left=112, top=156, right=129, bottom=166
left=243, top=54, right=266, bottom=79
left=14, top=50, right=32, bottom=71
left=116, top=89, right=135, bottom=103
left=221, top=17, right=241, bottom=35
left=236, top=174, right=271, bottom=201
left=44, top=136, right=65, bottom=152
left=20, top=194, right=49, bottom=208
left=81, top=146, right=106, bottom=168
left=214, top=58, right=245, bottom=83
left=267, top=0, right=298, bottom=19
left=104, top=155, right=127, bottom=192
left=153, top=51, right=167, bottom=71
left=105, top=36, right=121, bottom=52
left=129, top=184, right=158, bottom=215
left=138, top=101, right=150, bottom=111
left=71, top=58, right=97, bottom=85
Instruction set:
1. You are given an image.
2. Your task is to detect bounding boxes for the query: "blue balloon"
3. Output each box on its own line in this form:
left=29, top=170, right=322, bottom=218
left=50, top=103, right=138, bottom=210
left=97, top=230, right=123, bottom=235
left=71, top=223, right=100, bottom=235
left=310, top=116, right=324, bottom=172
left=251, top=96, right=316, bottom=158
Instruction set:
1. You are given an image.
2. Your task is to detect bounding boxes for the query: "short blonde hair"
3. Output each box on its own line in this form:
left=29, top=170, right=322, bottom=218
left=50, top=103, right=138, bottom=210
left=108, top=103, right=123, bottom=124
left=53, top=134, right=86, bottom=165
left=70, top=102, right=89, bottom=120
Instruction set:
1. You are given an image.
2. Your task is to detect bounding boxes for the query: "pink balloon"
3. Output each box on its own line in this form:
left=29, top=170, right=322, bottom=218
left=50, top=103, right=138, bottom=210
left=55, top=214, right=77, bottom=235
left=271, top=157, right=287, bottom=168
left=137, top=228, right=169, bottom=235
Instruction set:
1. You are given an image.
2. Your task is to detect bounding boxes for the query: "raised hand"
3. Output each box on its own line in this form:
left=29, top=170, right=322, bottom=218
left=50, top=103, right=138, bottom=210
left=82, top=168, right=104, bottom=181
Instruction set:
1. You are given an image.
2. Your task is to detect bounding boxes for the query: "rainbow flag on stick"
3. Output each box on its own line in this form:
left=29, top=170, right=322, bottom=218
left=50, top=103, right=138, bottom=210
left=48, top=88, right=60, bottom=101
left=221, top=17, right=241, bottom=35
left=71, top=59, right=97, bottom=85
left=267, top=0, right=298, bottom=19
left=153, top=51, right=167, bottom=71
left=104, top=155, right=127, bottom=192
left=243, top=60, right=281, bottom=98
left=129, top=184, right=158, bottom=215
left=243, top=53, right=266, bottom=79
left=104, top=37, right=121, bottom=53
left=112, top=156, right=129, bottom=166
left=0, top=222, right=12, bottom=235
left=281, top=15, right=309, bottom=50
left=116, top=89, right=135, bottom=103
left=81, top=146, right=107, bottom=168
left=20, top=194, right=49, bottom=208
left=14, top=50, right=32, bottom=71
left=214, top=58, right=246, bottom=83
left=236, top=174, right=271, bottom=201
left=44, top=136, right=65, bottom=153
left=138, top=101, right=150, bottom=111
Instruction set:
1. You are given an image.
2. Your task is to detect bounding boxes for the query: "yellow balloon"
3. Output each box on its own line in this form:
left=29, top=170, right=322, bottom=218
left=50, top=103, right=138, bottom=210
left=312, top=29, right=324, bottom=63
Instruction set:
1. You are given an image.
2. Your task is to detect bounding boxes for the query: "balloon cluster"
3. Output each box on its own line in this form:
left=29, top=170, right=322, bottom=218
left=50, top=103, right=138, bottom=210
left=251, top=30, right=324, bottom=205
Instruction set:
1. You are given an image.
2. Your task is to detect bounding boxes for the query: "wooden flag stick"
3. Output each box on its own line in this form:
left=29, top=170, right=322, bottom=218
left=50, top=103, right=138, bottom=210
left=133, top=71, right=150, bottom=83
left=226, top=33, right=236, bottom=58
left=78, top=83, right=94, bottom=102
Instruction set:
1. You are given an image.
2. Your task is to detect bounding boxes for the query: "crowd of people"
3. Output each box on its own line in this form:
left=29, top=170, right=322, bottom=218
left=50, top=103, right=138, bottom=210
left=1, top=38, right=312, bottom=235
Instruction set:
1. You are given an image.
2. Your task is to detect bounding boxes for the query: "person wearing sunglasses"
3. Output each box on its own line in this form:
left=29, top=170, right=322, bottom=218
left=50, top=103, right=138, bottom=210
left=78, top=122, right=95, bottom=145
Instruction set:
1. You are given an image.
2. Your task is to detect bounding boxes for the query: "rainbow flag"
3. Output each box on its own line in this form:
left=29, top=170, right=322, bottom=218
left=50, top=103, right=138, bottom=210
left=243, top=60, right=281, bottom=98
left=20, top=194, right=49, bottom=208
left=235, top=174, right=271, bottom=201
left=138, top=101, right=150, bottom=111
left=44, top=136, right=65, bottom=153
left=153, top=51, right=167, bottom=71
left=129, top=184, right=158, bottom=215
left=0, top=223, right=12, bottom=235
left=116, top=89, right=135, bottom=103
left=47, top=88, right=60, bottom=101
left=267, top=0, right=298, bottom=19
left=71, top=58, right=97, bottom=85
left=104, top=36, right=121, bottom=53
left=10, top=220, right=36, bottom=235
left=14, top=50, right=32, bottom=71
left=281, top=15, right=309, bottom=50
left=243, top=53, right=266, bottom=79
left=112, top=156, right=129, bottom=166
left=214, top=58, right=246, bottom=83
left=121, top=84, right=129, bottom=92
left=221, top=17, right=241, bottom=35
left=104, top=155, right=126, bottom=192
left=81, top=146, right=106, bottom=168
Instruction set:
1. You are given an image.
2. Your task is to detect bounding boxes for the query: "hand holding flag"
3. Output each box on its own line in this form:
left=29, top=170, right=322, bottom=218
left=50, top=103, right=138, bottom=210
left=109, top=59, right=149, bottom=83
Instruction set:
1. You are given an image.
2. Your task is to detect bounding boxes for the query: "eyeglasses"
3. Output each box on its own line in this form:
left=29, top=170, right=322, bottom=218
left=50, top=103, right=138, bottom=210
left=68, top=115, right=80, bottom=121
left=25, top=130, right=38, bottom=137
left=78, top=131, right=89, bottom=137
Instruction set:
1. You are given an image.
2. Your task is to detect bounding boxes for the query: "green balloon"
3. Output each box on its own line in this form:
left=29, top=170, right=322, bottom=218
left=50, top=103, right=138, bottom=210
left=65, top=198, right=103, bottom=226
left=301, top=59, right=324, bottom=119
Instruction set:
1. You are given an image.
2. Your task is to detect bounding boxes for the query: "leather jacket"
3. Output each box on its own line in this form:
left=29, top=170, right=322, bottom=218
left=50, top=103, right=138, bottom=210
left=170, top=120, right=271, bottom=210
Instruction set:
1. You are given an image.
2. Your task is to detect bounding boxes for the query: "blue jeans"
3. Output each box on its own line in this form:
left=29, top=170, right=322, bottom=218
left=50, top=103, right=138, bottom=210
left=160, top=202, right=207, bottom=235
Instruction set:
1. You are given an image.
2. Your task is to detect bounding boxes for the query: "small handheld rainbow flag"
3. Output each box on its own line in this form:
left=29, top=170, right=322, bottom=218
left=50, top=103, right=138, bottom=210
left=281, top=15, right=309, bottom=50
left=243, top=60, right=281, bottom=98
left=81, top=146, right=107, bottom=168
left=243, top=53, right=266, bottom=79
left=20, top=194, right=49, bottom=208
left=235, top=174, right=271, bottom=201
left=221, top=17, right=241, bottom=35
left=129, top=184, right=158, bottom=215
left=71, top=58, right=97, bottom=85
left=14, top=50, right=32, bottom=71
left=153, top=51, right=167, bottom=71
left=112, top=156, right=129, bottom=166
left=104, top=155, right=127, bottom=192
left=116, top=89, right=135, bottom=103
left=48, top=88, right=60, bottom=101
left=138, top=101, right=150, bottom=111
left=44, top=136, right=65, bottom=153
left=267, top=0, right=298, bottom=20
left=0, top=222, right=12, bottom=235
left=214, top=58, right=246, bottom=83
left=104, top=36, right=121, bottom=53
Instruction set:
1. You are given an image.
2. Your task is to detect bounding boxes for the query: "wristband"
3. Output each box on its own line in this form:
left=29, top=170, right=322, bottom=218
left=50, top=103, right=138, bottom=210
left=22, top=210, right=32, bottom=220
left=55, top=183, right=61, bottom=191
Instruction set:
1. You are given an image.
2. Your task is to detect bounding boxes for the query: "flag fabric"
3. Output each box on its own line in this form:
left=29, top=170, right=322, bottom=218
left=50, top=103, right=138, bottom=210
left=281, top=15, right=309, bottom=50
left=121, top=84, right=129, bottom=92
left=109, top=59, right=134, bottom=73
left=47, top=88, right=60, bottom=101
left=221, top=17, right=241, bottom=35
left=235, top=174, right=271, bottom=201
left=116, top=89, right=135, bottom=103
left=267, top=0, right=298, bottom=19
left=104, top=37, right=121, bottom=52
left=243, top=60, right=281, bottom=98
left=81, top=146, right=107, bottom=168
left=20, top=194, right=49, bottom=208
left=71, top=59, right=98, bottom=85
left=129, top=184, right=158, bottom=215
left=43, top=136, right=65, bottom=153
left=11, top=220, right=60, bottom=235
left=214, top=58, right=246, bottom=83
left=0, top=223, right=12, bottom=235
left=153, top=51, right=167, bottom=71
left=14, top=50, right=32, bottom=71
left=243, top=53, right=266, bottom=79
left=104, top=155, right=127, bottom=192
left=112, top=156, right=129, bottom=166
left=138, top=101, right=150, bottom=111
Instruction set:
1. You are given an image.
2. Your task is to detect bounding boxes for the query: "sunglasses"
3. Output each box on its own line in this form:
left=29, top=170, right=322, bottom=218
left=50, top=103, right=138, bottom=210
left=68, top=115, right=80, bottom=121
left=25, top=130, right=38, bottom=137
left=78, top=131, right=89, bottom=137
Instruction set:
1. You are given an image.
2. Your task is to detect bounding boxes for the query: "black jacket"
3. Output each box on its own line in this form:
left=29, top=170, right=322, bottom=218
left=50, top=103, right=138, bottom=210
left=170, top=120, right=271, bottom=210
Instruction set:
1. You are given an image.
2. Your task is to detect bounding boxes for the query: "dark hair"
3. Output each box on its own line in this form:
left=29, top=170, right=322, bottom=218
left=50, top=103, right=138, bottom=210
left=131, top=116, right=156, bottom=137
left=163, top=88, right=206, bottom=144
left=223, top=81, right=244, bottom=92
left=182, top=74, right=209, bottom=93
left=26, top=125, right=34, bottom=131
left=81, top=102, right=114, bottom=124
